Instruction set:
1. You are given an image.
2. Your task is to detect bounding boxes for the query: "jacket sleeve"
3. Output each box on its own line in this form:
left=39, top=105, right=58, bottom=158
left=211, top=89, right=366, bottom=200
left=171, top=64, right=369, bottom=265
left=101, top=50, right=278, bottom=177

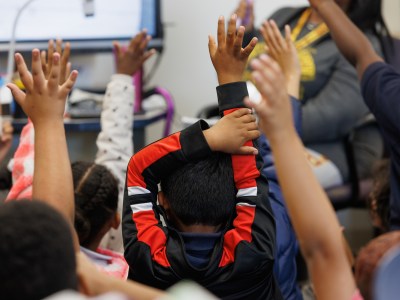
left=216, top=82, right=276, bottom=267
left=95, top=74, right=134, bottom=197
left=94, top=74, right=135, bottom=250
left=122, top=120, right=212, bottom=268
left=361, top=62, right=400, bottom=147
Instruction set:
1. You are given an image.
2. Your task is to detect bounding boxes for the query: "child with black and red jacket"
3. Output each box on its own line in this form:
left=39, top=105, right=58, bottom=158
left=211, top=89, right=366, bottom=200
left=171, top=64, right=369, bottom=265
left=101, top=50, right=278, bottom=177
left=122, top=14, right=283, bottom=300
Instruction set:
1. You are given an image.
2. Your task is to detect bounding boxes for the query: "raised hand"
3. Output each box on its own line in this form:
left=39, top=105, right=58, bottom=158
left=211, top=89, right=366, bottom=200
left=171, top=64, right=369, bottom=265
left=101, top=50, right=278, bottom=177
left=113, top=29, right=155, bottom=76
left=0, top=119, right=13, bottom=164
left=234, top=0, right=255, bottom=31
left=244, top=54, right=294, bottom=139
left=203, top=108, right=260, bottom=155
left=7, top=49, right=78, bottom=126
left=209, top=14, right=258, bottom=85
left=261, top=21, right=301, bottom=97
left=41, top=39, right=71, bottom=85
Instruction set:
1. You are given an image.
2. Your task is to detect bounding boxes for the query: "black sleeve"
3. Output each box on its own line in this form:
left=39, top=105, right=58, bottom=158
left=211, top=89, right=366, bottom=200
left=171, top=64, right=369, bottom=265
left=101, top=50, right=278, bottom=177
left=216, top=82, right=276, bottom=267
left=123, top=121, right=212, bottom=270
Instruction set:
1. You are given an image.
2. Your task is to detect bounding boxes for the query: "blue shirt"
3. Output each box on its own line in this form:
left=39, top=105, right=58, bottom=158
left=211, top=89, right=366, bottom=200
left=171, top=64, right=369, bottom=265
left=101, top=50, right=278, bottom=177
left=180, top=232, right=222, bottom=268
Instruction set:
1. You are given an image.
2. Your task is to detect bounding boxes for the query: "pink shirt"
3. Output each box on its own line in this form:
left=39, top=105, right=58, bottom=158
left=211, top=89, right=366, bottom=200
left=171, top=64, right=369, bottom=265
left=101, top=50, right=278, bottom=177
left=352, top=289, right=364, bottom=300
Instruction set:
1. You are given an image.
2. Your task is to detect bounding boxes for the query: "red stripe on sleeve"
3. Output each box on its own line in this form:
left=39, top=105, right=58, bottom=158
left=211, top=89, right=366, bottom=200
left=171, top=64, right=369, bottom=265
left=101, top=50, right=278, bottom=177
left=133, top=210, right=170, bottom=267
left=232, top=149, right=259, bottom=189
left=219, top=205, right=256, bottom=267
left=127, top=132, right=181, bottom=188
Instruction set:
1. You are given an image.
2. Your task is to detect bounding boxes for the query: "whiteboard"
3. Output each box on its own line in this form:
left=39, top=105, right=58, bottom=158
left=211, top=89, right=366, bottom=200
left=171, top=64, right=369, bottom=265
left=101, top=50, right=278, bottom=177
left=0, top=0, right=160, bottom=51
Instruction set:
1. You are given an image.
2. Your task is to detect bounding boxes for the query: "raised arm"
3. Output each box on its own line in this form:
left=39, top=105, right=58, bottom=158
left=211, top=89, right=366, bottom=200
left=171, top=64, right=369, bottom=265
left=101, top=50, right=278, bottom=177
left=123, top=109, right=258, bottom=279
left=7, top=50, right=78, bottom=238
left=7, top=40, right=72, bottom=201
left=245, top=54, right=356, bottom=299
left=260, top=20, right=301, bottom=99
left=209, top=15, right=276, bottom=264
left=309, top=0, right=383, bottom=79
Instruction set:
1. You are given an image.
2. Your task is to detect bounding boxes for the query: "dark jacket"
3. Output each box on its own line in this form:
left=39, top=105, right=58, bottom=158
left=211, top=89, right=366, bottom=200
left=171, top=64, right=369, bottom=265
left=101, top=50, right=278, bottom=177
left=123, top=82, right=283, bottom=299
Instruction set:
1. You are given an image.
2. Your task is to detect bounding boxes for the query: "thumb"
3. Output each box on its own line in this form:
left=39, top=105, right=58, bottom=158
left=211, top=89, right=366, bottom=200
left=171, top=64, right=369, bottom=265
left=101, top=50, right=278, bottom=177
left=237, top=146, right=258, bottom=155
left=7, top=83, right=26, bottom=107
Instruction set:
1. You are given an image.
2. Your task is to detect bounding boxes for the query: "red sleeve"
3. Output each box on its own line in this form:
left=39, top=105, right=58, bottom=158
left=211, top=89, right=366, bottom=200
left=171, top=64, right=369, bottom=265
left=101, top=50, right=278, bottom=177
left=122, top=120, right=212, bottom=268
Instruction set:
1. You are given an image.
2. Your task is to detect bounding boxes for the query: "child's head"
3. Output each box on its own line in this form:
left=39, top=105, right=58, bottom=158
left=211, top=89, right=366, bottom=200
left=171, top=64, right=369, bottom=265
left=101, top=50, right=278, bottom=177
left=0, top=200, right=78, bottom=300
left=72, top=161, right=119, bottom=249
left=355, top=231, right=400, bottom=300
left=367, top=159, right=390, bottom=233
left=160, top=152, right=235, bottom=232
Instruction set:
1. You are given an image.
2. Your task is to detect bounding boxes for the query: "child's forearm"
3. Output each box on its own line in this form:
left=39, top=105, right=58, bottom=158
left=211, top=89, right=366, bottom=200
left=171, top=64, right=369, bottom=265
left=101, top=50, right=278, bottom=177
left=314, top=1, right=382, bottom=78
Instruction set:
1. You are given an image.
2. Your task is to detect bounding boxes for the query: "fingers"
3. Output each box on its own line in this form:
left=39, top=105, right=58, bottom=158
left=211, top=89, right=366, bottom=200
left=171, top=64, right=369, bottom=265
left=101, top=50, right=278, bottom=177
left=232, top=107, right=252, bottom=118
left=208, top=35, right=217, bottom=57
left=48, top=53, right=61, bottom=92
left=14, top=53, right=33, bottom=92
left=41, top=50, right=47, bottom=76
left=65, top=62, right=72, bottom=80
left=47, top=39, right=54, bottom=72
left=32, top=49, right=46, bottom=92
left=128, top=30, right=146, bottom=53
left=141, top=49, right=156, bottom=64
left=217, top=16, right=226, bottom=49
left=55, top=39, right=62, bottom=54
left=7, top=83, right=26, bottom=108
left=234, top=26, right=245, bottom=57
left=113, top=41, right=121, bottom=58
left=226, top=14, right=237, bottom=48
left=284, top=25, right=292, bottom=46
left=61, top=70, right=79, bottom=97
left=60, top=42, right=71, bottom=83
left=269, top=20, right=285, bottom=51
left=237, top=145, right=259, bottom=155
left=241, top=37, right=258, bottom=58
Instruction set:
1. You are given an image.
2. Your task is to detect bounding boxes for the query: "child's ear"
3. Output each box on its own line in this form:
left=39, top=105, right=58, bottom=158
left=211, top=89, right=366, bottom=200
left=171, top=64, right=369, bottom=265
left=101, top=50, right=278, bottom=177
left=111, top=212, right=120, bottom=229
left=158, top=191, right=170, bottom=210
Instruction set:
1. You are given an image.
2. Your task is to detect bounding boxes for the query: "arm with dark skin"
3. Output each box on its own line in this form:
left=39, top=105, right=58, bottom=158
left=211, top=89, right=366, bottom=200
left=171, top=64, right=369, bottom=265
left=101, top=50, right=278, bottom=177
left=309, top=0, right=383, bottom=79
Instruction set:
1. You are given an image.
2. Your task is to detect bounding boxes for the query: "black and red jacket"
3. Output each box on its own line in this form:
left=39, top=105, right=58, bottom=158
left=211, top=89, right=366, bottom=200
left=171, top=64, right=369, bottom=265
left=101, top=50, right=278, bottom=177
left=122, top=82, right=282, bottom=299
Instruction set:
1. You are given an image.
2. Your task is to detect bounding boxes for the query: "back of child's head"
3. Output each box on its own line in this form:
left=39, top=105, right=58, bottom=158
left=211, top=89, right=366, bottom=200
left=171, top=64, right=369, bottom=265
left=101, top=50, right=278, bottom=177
left=72, top=161, right=119, bottom=248
left=160, top=152, right=235, bottom=228
left=355, top=231, right=400, bottom=300
left=367, top=159, right=390, bottom=233
left=0, top=200, right=78, bottom=300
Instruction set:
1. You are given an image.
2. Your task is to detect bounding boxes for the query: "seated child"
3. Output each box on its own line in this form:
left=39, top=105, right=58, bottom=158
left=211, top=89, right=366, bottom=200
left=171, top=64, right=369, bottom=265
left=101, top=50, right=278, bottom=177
left=73, top=161, right=128, bottom=279
left=4, top=41, right=165, bottom=300
left=5, top=32, right=154, bottom=277
left=123, top=15, right=283, bottom=299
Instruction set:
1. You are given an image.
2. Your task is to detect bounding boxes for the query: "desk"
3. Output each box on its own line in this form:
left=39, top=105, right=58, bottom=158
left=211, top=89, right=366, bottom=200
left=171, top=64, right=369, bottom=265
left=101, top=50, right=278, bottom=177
left=12, top=108, right=168, bottom=152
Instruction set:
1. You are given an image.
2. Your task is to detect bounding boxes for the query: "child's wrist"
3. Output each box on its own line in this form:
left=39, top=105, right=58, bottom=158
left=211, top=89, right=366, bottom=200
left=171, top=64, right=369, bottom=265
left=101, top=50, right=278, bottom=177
left=217, top=74, right=243, bottom=86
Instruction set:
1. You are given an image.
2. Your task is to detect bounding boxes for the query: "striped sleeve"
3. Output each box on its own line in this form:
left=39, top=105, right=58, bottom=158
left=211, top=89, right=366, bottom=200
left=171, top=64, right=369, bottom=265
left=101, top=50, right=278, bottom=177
left=217, top=82, right=276, bottom=267
left=122, top=120, right=212, bottom=269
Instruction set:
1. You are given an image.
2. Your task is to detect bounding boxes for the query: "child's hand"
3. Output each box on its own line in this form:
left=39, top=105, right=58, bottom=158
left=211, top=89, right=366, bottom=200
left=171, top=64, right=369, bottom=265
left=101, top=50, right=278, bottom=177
left=209, top=14, right=258, bottom=85
left=261, top=21, right=301, bottom=98
left=234, top=0, right=255, bottom=31
left=0, top=120, right=13, bottom=164
left=7, top=49, right=78, bottom=126
left=114, top=29, right=156, bottom=76
left=41, top=39, right=71, bottom=85
left=244, top=54, right=295, bottom=140
left=203, top=108, right=260, bottom=155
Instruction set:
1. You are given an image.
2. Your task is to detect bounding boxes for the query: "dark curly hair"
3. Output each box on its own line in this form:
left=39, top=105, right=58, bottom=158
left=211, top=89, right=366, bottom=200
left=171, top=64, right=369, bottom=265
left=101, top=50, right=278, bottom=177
left=160, top=152, right=235, bottom=228
left=0, top=200, right=77, bottom=300
left=72, top=161, right=119, bottom=248
left=367, top=159, right=390, bottom=233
